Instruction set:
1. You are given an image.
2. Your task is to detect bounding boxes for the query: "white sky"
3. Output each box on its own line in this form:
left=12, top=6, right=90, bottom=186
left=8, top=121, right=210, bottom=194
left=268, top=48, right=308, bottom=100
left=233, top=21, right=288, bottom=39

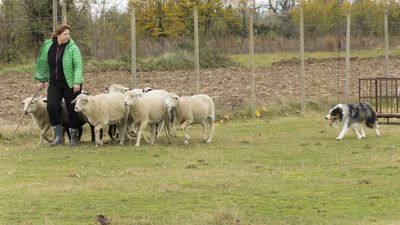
left=117, top=0, right=128, bottom=12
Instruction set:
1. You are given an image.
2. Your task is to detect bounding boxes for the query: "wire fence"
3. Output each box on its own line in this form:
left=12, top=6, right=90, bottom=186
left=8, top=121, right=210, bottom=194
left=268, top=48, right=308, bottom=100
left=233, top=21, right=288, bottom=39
left=2, top=7, right=400, bottom=116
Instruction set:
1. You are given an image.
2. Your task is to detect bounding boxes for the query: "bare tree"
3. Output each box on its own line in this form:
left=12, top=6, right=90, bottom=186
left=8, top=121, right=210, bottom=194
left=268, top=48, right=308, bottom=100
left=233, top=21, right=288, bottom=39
left=267, top=0, right=295, bottom=13
left=90, top=0, right=121, bottom=18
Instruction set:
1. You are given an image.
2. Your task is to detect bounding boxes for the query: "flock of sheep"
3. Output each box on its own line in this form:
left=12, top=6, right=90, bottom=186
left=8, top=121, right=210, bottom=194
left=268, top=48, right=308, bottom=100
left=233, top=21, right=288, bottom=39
left=22, top=84, right=216, bottom=147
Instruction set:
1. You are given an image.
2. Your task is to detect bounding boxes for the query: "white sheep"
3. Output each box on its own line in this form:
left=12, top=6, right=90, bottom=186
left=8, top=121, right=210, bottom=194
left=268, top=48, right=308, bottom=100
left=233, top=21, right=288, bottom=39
left=165, top=93, right=215, bottom=144
left=106, top=84, right=130, bottom=93
left=72, top=92, right=129, bottom=147
left=22, top=96, right=68, bottom=145
left=143, top=87, right=170, bottom=97
left=106, top=84, right=144, bottom=139
left=143, top=88, right=176, bottom=137
left=108, top=85, right=174, bottom=139
left=124, top=91, right=171, bottom=147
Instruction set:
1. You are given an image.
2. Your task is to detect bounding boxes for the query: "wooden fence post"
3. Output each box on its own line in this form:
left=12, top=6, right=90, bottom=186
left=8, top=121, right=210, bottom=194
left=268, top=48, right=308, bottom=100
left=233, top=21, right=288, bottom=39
left=53, top=0, right=57, bottom=32
left=131, top=5, right=137, bottom=88
left=194, top=7, right=200, bottom=94
left=62, top=1, right=67, bottom=24
left=300, top=7, right=305, bottom=113
left=249, top=11, right=255, bottom=118
left=345, top=9, right=351, bottom=103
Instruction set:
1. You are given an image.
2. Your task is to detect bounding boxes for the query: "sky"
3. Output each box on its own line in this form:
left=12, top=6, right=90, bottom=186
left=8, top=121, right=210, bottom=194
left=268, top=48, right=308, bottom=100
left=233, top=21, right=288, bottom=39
left=117, top=0, right=128, bottom=12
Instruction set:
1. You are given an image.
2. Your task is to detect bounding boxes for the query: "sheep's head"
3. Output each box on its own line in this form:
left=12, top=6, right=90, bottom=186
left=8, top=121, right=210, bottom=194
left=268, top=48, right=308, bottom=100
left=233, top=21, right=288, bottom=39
left=22, top=97, right=42, bottom=115
left=107, top=84, right=130, bottom=94
left=143, top=87, right=154, bottom=93
left=72, top=94, right=89, bottom=112
left=124, top=91, right=142, bottom=106
left=165, top=93, right=179, bottom=109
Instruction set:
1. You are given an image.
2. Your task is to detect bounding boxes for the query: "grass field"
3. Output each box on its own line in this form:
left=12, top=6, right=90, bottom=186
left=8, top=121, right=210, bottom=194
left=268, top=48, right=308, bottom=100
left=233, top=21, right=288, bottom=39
left=1, top=115, right=400, bottom=225
left=231, top=48, right=400, bottom=68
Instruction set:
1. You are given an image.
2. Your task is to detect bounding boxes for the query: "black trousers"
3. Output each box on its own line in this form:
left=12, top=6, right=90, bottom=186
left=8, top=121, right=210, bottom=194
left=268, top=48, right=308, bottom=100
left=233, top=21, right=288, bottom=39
left=47, top=83, right=81, bottom=129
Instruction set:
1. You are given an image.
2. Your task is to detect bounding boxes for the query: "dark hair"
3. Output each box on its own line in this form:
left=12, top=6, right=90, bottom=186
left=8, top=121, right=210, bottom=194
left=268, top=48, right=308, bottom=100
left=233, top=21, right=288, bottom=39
left=51, top=24, right=71, bottom=39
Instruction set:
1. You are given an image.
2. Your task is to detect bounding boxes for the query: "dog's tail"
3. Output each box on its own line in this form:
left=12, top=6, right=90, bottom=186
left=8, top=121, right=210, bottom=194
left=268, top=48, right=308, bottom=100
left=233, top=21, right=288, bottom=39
left=366, top=110, right=377, bottom=128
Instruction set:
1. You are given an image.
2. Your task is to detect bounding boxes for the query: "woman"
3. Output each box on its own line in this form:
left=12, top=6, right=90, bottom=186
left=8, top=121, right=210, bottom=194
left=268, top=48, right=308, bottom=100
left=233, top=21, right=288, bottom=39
left=33, top=24, right=83, bottom=146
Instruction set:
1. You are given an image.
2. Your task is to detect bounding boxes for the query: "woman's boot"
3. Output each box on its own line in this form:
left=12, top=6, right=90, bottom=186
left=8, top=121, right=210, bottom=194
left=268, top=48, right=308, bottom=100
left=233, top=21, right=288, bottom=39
left=49, top=124, right=63, bottom=146
left=69, top=128, right=79, bottom=146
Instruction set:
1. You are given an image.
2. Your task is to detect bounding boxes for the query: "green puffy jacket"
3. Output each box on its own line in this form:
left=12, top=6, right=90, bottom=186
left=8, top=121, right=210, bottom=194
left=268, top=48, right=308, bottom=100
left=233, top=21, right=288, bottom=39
left=33, top=38, right=83, bottom=88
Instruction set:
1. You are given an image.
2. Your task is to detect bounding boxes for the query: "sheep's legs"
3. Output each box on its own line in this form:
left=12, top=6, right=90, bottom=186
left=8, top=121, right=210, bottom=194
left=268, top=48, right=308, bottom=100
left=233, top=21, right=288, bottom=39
left=181, top=120, right=192, bottom=144
left=95, top=125, right=104, bottom=147
left=38, top=125, right=51, bottom=145
left=149, top=125, right=157, bottom=144
left=168, top=108, right=177, bottom=137
left=200, top=122, right=207, bottom=141
left=126, top=123, right=137, bottom=139
left=206, top=118, right=215, bottom=144
left=156, top=121, right=164, bottom=138
left=117, top=122, right=127, bottom=146
left=135, top=121, right=148, bottom=147
left=164, top=119, right=172, bottom=142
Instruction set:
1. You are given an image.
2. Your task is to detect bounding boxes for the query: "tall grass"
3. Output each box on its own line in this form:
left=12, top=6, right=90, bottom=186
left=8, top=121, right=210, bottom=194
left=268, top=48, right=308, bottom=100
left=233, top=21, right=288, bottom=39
left=1, top=116, right=400, bottom=225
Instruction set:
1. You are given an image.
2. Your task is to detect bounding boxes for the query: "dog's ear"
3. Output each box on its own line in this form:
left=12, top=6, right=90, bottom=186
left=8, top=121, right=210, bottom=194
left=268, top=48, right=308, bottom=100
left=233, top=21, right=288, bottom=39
left=338, top=107, right=344, bottom=120
left=331, top=106, right=344, bottom=120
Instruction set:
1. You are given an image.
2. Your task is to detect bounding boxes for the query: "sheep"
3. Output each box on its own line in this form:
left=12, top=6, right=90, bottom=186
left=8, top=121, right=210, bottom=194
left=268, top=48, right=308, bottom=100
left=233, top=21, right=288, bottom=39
left=106, top=84, right=131, bottom=94
left=124, top=91, right=171, bottom=147
left=165, top=93, right=215, bottom=144
left=80, top=90, right=113, bottom=143
left=142, top=88, right=176, bottom=138
left=106, top=85, right=174, bottom=140
left=106, top=84, right=143, bottom=139
left=143, top=87, right=170, bottom=98
left=106, top=85, right=173, bottom=139
left=72, top=92, right=129, bottom=147
left=22, top=96, right=68, bottom=145
left=107, top=84, right=147, bottom=96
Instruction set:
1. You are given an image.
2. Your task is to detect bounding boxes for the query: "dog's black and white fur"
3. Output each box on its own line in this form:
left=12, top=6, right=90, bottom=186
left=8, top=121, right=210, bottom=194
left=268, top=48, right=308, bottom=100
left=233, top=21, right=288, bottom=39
left=325, top=102, right=380, bottom=140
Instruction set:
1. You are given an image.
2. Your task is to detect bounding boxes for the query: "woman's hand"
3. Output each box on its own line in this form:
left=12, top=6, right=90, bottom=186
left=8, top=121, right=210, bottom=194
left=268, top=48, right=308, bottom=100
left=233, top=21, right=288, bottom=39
left=73, top=84, right=81, bottom=93
left=39, top=82, right=47, bottom=90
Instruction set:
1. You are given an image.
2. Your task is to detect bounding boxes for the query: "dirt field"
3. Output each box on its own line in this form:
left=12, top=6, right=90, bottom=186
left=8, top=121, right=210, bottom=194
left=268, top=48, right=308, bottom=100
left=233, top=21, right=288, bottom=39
left=2, top=56, right=400, bottom=126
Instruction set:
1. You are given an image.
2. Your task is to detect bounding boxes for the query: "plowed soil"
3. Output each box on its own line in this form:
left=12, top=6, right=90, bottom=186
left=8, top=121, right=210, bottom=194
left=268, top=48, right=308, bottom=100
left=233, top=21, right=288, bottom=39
left=2, top=56, right=400, bottom=125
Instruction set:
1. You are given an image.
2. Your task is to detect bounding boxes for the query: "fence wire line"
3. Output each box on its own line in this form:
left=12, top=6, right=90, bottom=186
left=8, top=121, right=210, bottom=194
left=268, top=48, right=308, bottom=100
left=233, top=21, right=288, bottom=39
left=1, top=13, right=400, bottom=112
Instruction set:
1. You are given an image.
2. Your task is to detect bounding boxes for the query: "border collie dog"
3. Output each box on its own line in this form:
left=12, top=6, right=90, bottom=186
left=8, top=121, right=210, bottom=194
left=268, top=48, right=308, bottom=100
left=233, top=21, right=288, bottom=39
left=325, top=103, right=380, bottom=140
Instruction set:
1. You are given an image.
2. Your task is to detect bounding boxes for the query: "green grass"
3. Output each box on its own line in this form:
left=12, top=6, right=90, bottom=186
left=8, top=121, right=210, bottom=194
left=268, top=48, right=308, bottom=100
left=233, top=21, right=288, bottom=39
left=1, top=115, right=400, bottom=225
left=231, top=48, right=400, bottom=68
left=0, top=64, right=35, bottom=75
